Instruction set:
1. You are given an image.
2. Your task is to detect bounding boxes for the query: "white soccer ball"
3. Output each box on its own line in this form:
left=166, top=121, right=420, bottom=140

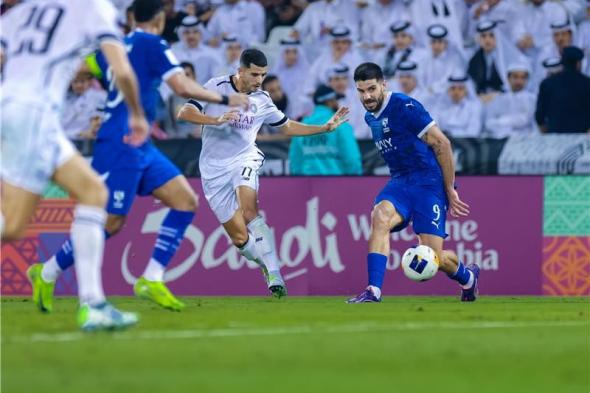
left=401, top=245, right=440, bottom=282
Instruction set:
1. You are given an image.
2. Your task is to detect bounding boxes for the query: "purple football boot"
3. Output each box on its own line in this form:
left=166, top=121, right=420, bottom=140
left=346, top=287, right=382, bottom=303
left=461, top=264, right=480, bottom=302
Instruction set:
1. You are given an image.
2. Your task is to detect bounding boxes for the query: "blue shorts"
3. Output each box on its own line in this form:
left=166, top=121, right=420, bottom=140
left=374, top=178, right=448, bottom=238
left=92, top=140, right=181, bottom=215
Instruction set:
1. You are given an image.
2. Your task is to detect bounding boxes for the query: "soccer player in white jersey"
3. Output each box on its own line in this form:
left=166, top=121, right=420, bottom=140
left=178, top=49, right=349, bottom=297
left=1, top=0, right=148, bottom=330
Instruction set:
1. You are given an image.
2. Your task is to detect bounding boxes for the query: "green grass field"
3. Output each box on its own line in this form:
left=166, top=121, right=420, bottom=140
left=2, top=296, right=589, bottom=393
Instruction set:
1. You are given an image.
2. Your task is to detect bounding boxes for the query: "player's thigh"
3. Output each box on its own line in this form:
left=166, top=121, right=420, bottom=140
left=411, top=184, right=448, bottom=239
left=152, top=175, right=199, bottom=212
left=373, top=180, right=411, bottom=231
left=53, top=153, right=107, bottom=207
left=1, top=181, right=41, bottom=240
left=233, top=158, right=263, bottom=223
left=221, top=208, right=249, bottom=246
left=201, top=175, right=240, bottom=225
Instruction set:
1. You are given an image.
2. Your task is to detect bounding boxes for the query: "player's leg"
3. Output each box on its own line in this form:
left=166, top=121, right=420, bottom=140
left=347, top=199, right=404, bottom=303
left=133, top=173, right=197, bottom=311
left=1, top=182, right=41, bottom=241
left=34, top=154, right=142, bottom=312
left=51, top=152, right=138, bottom=329
left=236, top=185, right=287, bottom=297
left=411, top=185, right=479, bottom=302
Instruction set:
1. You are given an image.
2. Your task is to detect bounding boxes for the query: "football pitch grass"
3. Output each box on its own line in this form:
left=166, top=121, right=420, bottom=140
left=2, top=296, right=589, bottom=393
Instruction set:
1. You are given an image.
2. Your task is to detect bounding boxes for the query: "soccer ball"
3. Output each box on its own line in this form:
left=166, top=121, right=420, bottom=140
left=401, top=245, right=440, bottom=282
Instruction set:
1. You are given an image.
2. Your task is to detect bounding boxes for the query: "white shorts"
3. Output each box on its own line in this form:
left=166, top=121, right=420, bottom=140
left=1, top=100, right=76, bottom=194
left=201, top=156, right=264, bottom=223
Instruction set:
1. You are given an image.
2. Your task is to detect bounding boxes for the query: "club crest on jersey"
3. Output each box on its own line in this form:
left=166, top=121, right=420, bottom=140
left=249, top=103, right=258, bottom=113
left=382, top=118, right=390, bottom=133
left=113, top=191, right=125, bottom=209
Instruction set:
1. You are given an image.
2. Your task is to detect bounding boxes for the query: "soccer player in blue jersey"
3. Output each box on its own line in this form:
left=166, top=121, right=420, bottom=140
left=27, top=0, right=249, bottom=312
left=347, top=63, right=479, bottom=303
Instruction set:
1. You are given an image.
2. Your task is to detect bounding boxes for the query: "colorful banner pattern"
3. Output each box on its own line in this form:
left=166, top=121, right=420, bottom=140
left=542, top=176, right=590, bottom=295
left=1, top=177, right=550, bottom=296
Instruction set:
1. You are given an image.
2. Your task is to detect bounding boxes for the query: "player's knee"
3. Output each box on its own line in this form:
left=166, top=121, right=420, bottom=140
left=242, top=207, right=258, bottom=223
left=75, top=176, right=108, bottom=207
left=371, top=204, right=395, bottom=232
left=178, top=190, right=199, bottom=212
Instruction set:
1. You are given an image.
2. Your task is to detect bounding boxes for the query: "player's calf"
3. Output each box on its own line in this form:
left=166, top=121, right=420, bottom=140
left=440, top=249, right=479, bottom=301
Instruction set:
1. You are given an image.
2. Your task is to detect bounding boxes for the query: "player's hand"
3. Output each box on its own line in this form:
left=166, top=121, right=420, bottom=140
left=216, top=110, right=240, bottom=125
left=324, top=107, right=350, bottom=131
left=228, top=93, right=249, bottom=110
left=447, top=189, right=470, bottom=218
left=124, top=113, right=149, bottom=146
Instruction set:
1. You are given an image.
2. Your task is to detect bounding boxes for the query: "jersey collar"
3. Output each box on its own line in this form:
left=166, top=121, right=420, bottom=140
left=372, top=91, right=392, bottom=118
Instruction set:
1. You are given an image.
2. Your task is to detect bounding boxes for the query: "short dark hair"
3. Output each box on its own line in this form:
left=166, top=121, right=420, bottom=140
left=240, top=48, right=268, bottom=68
left=354, top=62, right=384, bottom=82
left=180, top=61, right=195, bottom=74
left=133, top=0, right=164, bottom=23
left=262, top=74, right=278, bottom=89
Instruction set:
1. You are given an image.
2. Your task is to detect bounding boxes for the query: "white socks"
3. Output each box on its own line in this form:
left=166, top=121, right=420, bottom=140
left=238, top=234, right=264, bottom=266
left=247, top=216, right=281, bottom=272
left=42, top=256, right=62, bottom=282
left=368, top=285, right=382, bottom=299
left=143, top=258, right=166, bottom=282
left=72, top=205, right=107, bottom=306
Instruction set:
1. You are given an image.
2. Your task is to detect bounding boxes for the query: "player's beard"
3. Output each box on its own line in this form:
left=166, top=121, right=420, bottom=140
left=362, top=92, right=384, bottom=112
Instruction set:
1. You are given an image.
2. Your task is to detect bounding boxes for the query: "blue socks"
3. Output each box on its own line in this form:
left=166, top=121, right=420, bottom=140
left=367, top=253, right=388, bottom=289
left=447, top=262, right=471, bottom=286
left=55, top=230, right=111, bottom=271
left=151, top=209, right=194, bottom=267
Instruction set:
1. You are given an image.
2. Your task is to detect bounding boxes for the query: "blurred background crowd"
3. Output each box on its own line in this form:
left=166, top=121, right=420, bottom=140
left=2, top=0, right=589, bottom=147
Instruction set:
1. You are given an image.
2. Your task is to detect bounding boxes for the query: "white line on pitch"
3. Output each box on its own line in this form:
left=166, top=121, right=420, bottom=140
left=283, top=268, right=308, bottom=281
left=3, top=320, right=588, bottom=344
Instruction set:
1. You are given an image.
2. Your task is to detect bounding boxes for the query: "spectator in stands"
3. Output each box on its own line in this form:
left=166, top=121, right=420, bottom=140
left=327, top=64, right=371, bottom=139
left=213, top=35, right=242, bottom=76
left=467, top=0, right=520, bottom=43
left=303, top=26, right=363, bottom=96
left=381, top=21, right=426, bottom=81
left=264, top=1, right=304, bottom=35
left=468, top=20, right=528, bottom=102
left=430, top=74, right=483, bottom=137
left=165, top=62, right=203, bottom=137
left=531, top=56, right=562, bottom=91
left=271, top=38, right=309, bottom=98
left=162, top=0, right=188, bottom=43
left=512, top=0, right=568, bottom=61
left=263, top=75, right=310, bottom=123
left=535, top=46, right=590, bottom=133
left=421, top=24, right=465, bottom=96
left=171, top=16, right=220, bottom=84
left=61, top=70, right=107, bottom=140
left=291, top=0, right=360, bottom=50
left=289, top=85, right=362, bottom=175
left=395, top=61, right=431, bottom=105
left=409, top=0, right=467, bottom=48
left=484, top=63, right=538, bottom=138
left=359, top=0, right=411, bottom=60
left=206, top=0, right=264, bottom=47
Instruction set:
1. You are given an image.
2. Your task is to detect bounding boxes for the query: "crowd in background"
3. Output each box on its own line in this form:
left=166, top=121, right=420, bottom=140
left=2, top=0, right=589, bottom=148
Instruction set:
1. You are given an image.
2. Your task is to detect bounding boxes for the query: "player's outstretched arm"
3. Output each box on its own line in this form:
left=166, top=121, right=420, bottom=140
left=422, top=125, right=470, bottom=217
left=177, top=103, right=239, bottom=126
left=100, top=41, right=148, bottom=146
left=167, top=73, right=249, bottom=109
left=279, top=107, right=350, bottom=136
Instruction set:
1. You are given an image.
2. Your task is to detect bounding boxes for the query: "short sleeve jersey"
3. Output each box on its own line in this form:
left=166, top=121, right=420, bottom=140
left=1, top=0, right=120, bottom=107
left=96, top=29, right=183, bottom=140
left=186, top=75, right=288, bottom=178
left=364, top=92, right=442, bottom=184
